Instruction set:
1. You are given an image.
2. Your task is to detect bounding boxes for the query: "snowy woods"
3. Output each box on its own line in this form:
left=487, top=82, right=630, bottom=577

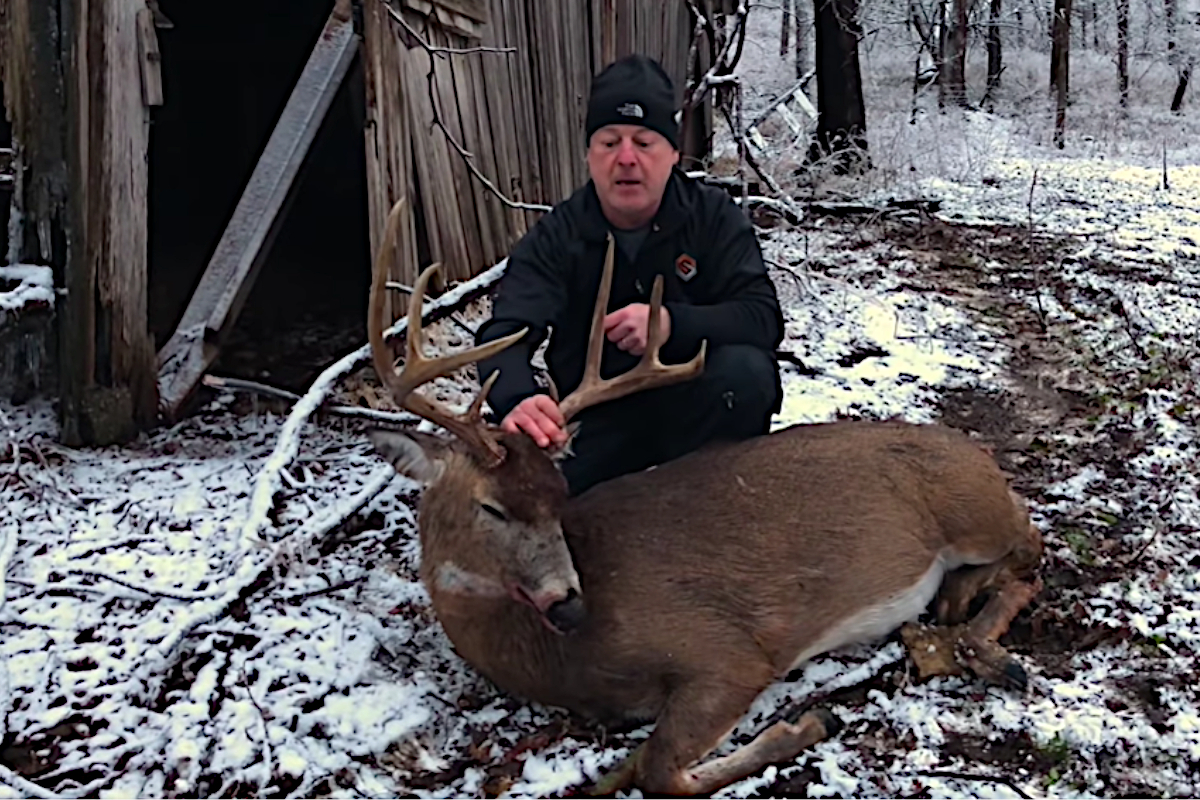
left=3, top=0, right=1200, bottom=797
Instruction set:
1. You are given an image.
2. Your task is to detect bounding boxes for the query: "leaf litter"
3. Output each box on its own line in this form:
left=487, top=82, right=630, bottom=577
left=5, top=84, right=1200, bottom=800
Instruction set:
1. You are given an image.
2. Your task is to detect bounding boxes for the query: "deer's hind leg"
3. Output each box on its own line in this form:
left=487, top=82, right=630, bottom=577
left=904, top=521, right=1043, bottom=690
left=594, top=673, right=838, bottom=797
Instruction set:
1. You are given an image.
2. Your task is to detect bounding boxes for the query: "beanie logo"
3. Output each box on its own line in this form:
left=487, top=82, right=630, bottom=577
left=616, top=102, right=645, bottom=119
left=676, top=254, right=697, bottom=282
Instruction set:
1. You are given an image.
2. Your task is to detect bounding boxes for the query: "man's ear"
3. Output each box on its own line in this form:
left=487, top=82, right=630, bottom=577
left=368, top=429, right=450, bottom=484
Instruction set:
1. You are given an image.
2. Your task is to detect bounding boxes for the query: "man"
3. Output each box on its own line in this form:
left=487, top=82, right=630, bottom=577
left=476, top=54, right=784, bottom=497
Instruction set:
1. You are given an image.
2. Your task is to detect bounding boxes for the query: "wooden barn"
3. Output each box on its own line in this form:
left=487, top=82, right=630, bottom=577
left=0, top=0, right=728, bottom=445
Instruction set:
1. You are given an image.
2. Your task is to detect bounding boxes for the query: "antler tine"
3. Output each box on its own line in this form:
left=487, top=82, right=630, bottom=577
left=368, top=198, right=526, bottom=464
left=557, top=237, right=707, bottom=423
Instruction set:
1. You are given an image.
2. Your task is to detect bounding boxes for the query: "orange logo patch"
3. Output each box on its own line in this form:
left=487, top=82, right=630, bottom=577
left=675, top=254, right=697, bottom=282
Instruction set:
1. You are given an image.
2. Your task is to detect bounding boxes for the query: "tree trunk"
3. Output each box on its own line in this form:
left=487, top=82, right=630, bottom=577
left=1172, top=63, right=1192, bottom=111
left=796, top=0, right=809, bottom=77
left=1051, top=0, right=1072, bottom=148
left=936, top=0, right=948, bottom=108
left=1079, top=1, right=1087, bottom=49
left=984, top=0, right=1003, bottom=109
left=943, top=0, right=969, bottom=105
left=810, top=0, right=870, bottom=172
left=1116, top=0, right=1129, bottom=107
left=782, top=0, right=793, bottom=56
left=1166, top=0, right=1178, bottom=68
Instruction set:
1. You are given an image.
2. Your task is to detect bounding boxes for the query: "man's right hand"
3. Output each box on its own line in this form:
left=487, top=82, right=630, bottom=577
left=501, top=394, right=568, bottom=449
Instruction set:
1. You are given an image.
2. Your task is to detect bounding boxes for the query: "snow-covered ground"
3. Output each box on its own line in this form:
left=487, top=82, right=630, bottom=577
left=4, top=8, right=1200, bottom=798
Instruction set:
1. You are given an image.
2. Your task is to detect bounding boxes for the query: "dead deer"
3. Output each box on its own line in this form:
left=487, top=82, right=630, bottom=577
left=366, top=199, right=1042, bottom=796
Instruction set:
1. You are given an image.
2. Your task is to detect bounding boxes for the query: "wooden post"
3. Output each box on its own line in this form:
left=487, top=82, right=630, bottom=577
left=2, top=0, right=159, bottom=445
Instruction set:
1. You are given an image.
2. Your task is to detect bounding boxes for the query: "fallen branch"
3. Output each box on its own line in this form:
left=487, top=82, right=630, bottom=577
left=145, top=260, right=510, bottom=667
left=202, top=375, right=420, bottom=427
left=806, top=198, right=942, bottom=217
left=906, top=770, right=1033, bottom=799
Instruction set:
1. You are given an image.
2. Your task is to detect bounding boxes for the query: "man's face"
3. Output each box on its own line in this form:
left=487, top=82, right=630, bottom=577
left=587, top=125, right=679, bottom=229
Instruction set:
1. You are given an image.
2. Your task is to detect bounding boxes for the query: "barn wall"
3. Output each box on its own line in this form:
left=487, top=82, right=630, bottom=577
left=362, top=0, right=700, bottom=304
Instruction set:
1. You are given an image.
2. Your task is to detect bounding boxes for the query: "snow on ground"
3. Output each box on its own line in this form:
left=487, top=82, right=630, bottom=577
left=5, top=130, right=1199, bottom=795
left=4, top=10, right=1200, bottom=796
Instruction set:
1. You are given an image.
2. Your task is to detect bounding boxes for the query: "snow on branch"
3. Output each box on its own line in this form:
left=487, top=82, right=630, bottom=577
left=0, top=264, right=55, bottom=313
left=146, top=260, right=510, bottom=665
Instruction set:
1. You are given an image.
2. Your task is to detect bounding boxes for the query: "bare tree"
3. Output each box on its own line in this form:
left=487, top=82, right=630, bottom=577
left=782, top=0, right=793, bottom=55
left=1116, top=0, right=1129, bottom=107
left=1167, top=0, right=1179, bottom=66
left=936, top=0, right=949, bottom=108
left=810, top=0, right=870, bottom=171
left=984, top=0, right=1004, bottom=110
left=942, top=0, right=970, bottom=105
left=1051, top=0, right=1073, bottom=148
left=795, top=0, right=810, bottom=76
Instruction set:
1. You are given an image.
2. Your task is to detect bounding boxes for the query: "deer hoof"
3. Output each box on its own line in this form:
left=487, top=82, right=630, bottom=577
left=810, top=707, right=843, bottom=738
left=957, top=636, right=1029, bottom=692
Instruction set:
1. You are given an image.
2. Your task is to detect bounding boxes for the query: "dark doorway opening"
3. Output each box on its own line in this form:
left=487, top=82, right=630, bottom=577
left=150, top=0, right=371, bottom=393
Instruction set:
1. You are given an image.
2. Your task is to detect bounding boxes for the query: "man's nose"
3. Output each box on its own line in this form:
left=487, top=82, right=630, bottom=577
left=615, top=139, right=638, bottom=164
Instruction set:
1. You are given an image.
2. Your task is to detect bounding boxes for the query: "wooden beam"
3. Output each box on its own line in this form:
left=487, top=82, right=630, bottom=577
left=155, top=1, right=358, bottom=421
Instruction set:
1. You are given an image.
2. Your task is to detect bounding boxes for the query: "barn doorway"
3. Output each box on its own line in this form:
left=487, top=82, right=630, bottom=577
left=149, top=0, right=371, bottom=393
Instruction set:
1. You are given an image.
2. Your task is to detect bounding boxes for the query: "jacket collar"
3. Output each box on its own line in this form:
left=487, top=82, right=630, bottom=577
left=576, top=168, right=694, bottom=243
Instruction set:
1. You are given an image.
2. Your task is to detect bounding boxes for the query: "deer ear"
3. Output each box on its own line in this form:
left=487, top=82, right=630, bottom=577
left=368, top=429, right=449, bottom=484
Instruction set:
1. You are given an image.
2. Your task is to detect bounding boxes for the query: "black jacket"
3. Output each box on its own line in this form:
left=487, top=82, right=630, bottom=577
left=476, top=170, right=784, bottom=420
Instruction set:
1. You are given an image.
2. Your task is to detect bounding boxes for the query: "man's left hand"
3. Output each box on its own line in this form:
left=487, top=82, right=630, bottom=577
left=603, top=303, right=671, bottom=356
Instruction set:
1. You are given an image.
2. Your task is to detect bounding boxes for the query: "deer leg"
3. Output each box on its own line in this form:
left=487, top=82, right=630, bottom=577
left=903, top=574, right=1041, bottom=690
left=938, top=522, right=1043, bottom=625
left=603, top=678, right=838, bottom=796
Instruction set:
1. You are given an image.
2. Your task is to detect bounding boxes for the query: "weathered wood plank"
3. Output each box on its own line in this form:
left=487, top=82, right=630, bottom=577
left=135, top=7, right=164, bottom=107
left=401, top=15, right=469, bottom=280
left=363, top=0, right=420, bottom=319
left=476, top=2, right=526, bottom=247
left=156, top=1, right=357, bottom=420
left=431, top=24, right=483, bottom=279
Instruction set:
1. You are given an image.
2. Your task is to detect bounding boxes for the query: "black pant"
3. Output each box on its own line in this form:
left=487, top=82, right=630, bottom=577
left=559, top=344, right=781, bottom=497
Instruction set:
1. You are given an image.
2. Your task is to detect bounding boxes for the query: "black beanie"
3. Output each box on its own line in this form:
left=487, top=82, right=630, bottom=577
left=585, top=55, right=679, bottom=149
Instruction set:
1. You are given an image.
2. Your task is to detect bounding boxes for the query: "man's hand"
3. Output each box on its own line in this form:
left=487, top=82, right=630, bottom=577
left=501, top=394, right=568, bottom=449
left=603, top=304, right=671, bottom=356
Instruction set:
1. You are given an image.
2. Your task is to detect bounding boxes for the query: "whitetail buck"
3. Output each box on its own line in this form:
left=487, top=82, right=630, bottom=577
left=367, top=200, right=1042, bottom=796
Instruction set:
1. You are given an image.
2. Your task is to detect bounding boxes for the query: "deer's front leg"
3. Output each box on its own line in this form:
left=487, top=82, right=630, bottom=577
left=620, top=675, right=838, bottom=796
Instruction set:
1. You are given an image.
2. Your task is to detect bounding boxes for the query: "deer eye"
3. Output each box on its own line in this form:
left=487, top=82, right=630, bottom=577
left=480, top=502, right=508, bottom=521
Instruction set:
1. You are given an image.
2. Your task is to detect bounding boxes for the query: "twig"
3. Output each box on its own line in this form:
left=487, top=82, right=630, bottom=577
left=386, top=281, right=478, bottom=337
left=1120, top=518, right=1165, bottom=568
left=906, top=770, right=1033, bottom=799
left=0, top=763, right=62, bottom=800
left=201, top=377, right=418, bottom=427
left=684, top=0, right=750, bottom=111
left=385, top=3, right=515, bottom=56
left=384, top=7, right=551, bottom=214
left=281, top=577, right=368, bottom=604
left=1111, top=295, right=1149, bottom=360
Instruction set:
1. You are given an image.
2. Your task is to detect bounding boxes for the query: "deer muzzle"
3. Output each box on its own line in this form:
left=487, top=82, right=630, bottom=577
left=510, top=560, right=584, bottom=635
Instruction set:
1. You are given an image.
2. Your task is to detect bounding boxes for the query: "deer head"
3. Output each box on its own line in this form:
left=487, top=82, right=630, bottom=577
left=367, top=199, right=704, bottom=634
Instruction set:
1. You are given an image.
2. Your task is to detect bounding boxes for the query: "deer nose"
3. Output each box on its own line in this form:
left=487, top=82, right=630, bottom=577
left=545, top=589, right=586, bottom=633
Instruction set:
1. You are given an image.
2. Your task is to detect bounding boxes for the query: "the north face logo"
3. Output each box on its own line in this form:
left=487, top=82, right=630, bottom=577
left=676, top=254, right=697, bottom=282
left=616, top=102, right=645, bottom=119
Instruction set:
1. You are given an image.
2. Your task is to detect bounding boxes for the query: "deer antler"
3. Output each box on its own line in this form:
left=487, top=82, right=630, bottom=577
left=558, top=234, right=706, bottom=422
left=369, top=199, right=527, bottom=465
